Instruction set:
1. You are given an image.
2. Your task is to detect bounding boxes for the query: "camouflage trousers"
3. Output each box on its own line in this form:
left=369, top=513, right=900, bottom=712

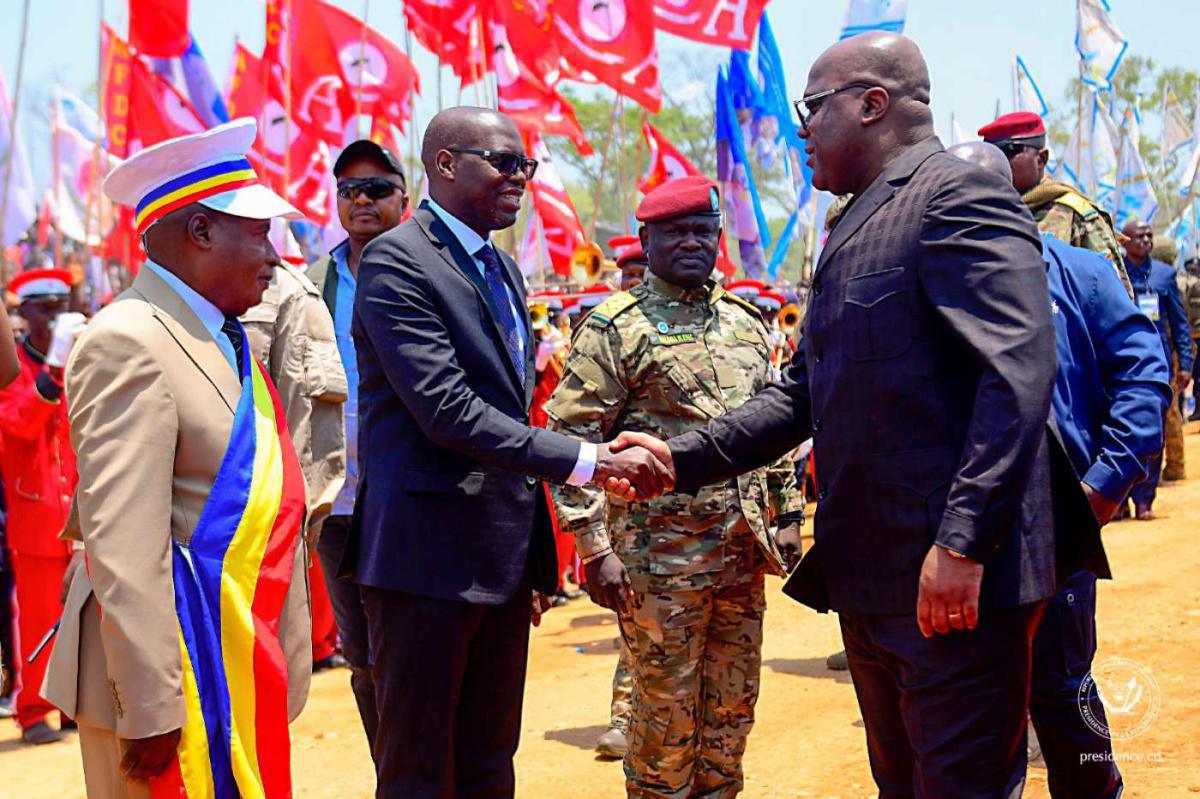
left=1164, top=387, right=1186, bottom=479
left=617, top=572, right=766, bottom=799
left=610, top=639, right=634, bottom=731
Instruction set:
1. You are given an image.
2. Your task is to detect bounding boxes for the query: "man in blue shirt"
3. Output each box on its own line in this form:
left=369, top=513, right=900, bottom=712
left=1121, top=219, right=1192, bottom=519
left=950, top=142, right=1171, bottom=799
left=306, top=139, right=409, bottom=761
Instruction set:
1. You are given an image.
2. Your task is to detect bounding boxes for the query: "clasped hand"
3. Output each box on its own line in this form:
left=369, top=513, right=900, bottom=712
left=591, top=432, right=677, bottom=500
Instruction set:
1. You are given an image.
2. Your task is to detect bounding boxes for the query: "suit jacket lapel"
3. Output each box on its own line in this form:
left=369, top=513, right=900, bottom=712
left=131, top=267, right=242, bottom=414
left=415, top=204, right=526, bottom=395
left=814, top=137, right=945, bottom=276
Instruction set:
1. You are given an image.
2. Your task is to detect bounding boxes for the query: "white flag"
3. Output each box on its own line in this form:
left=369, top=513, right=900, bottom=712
left=840, top=0, right=908, bottom=40
left=1063, top=92, right=1121, bottom=213
left=1014, top=55, right=1049, bottom=117
left=50, top=100, right=119, bottom=247
left=1, top=70, right=37, bottom=247
left=1162, top=85, right=1193, bottom=160
left=1115, top=107, right=1158, bottom=228
left=950, top=113, right=968, bottom=146
left=1075, top=0, right=1127, bottom=91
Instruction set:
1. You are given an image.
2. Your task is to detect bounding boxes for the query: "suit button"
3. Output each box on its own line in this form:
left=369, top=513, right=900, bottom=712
left=818, top=489, right=828, bottom=501
left=814, top=352, right=823, bottom=364
left=813, top=282, right=822, bottom=296
left=812, top=418, right=822, bottom=432
left=525, top=475, right=538, bottom=490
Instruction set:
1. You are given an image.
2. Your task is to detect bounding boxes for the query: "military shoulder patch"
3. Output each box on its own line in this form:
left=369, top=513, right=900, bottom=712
left=1054, top=191, right=1098, bottom=219
left=719, top=290, right=762, bottom=318
left=586, top=291, right=640, bottom=326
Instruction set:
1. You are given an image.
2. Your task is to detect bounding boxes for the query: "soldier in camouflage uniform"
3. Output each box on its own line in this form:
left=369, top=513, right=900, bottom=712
left=980, top=111, right=1134, bottom=298
left=546, top=176, right=803, bottom=798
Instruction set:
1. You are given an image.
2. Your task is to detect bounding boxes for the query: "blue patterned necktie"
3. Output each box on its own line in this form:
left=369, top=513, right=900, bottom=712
left=477, top=244, right=526, bottom=385
left=221, top=315, right=245, bottom=373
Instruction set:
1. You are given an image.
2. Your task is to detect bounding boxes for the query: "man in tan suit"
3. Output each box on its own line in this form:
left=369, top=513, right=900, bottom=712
left=44, top=119, right=312, bottom=798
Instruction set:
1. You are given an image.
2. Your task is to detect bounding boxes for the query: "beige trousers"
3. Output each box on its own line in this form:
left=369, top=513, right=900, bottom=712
left=77, top=724, right=152, bottom=799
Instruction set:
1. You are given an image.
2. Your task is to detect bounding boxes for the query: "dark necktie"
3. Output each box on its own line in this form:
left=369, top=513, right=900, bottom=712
left=221, top=315, right=245, bottom=373
left=477, top=244, right=525, bottom=385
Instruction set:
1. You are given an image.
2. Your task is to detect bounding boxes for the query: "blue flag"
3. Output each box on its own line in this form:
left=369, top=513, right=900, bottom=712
left=717, top=66, right=771, bottom=279
left=150, top=33, right=229, bottom=129
left=840, top=0, right=908, bottom=40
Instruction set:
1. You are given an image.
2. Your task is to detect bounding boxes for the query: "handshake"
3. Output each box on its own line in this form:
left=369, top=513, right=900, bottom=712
left=591, top=432, right=677, bottom=501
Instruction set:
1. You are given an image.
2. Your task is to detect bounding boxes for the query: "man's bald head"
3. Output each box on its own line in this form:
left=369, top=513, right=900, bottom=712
left=1122, top=218, right=1154, bottom=263
left=421, top=106, right=529, bottom=236
left=801, top=33, right=935, bottom=196
left=946, top=142, right=1013, bottom=183
left=811, top=32, right=931, bottom=109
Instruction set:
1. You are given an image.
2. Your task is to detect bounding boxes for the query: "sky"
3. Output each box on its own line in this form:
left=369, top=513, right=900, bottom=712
left=4, top=0, right=1200, bottom=190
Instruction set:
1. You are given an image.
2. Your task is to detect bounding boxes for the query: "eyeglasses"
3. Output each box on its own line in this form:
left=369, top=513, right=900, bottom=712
left=996, top=142, right=1037, bottom=160
left=793, top=82, right=876, bottom=131
left=336, top=177, right=403, bottom=201
left=447, top=148, right=539, bottom=180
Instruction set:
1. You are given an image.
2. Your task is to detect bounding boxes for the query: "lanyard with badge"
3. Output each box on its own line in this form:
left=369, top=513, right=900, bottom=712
left=1137, top=290, right=1160, bottom=322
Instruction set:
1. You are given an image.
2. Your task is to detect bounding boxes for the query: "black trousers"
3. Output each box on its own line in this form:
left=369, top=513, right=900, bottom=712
left=317, top=515, right=379, bottom=759
left=1030, top=571, right=1122, bottom=799
left=362, top=579, right=532, bottom=799
left=840, top=601, right=1046, bottom=799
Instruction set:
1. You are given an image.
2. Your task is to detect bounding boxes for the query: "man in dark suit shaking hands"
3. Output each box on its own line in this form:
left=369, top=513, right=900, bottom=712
left=608, top=34, right=1058, bottom=797
left=350, top=107, right=669, bottom=798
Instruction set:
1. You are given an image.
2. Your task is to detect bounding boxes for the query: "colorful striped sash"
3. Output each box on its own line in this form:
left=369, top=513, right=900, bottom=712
left=153, top=328, right=305, bottom=798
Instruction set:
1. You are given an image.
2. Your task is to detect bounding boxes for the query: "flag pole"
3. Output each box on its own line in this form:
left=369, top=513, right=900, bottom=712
left=51, top=95, right=63, bottom=269
left=356, top=0, right=370, bottom=139
left=84, top=0, right=107, bottom=256
left=0, top=0, right=33, bottom=259
left=402, top=14, right=419, bottom=194
left=1012, top=54, right=1018, bottom=112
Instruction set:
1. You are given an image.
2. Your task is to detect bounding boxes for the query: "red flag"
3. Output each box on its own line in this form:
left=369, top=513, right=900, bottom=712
left=102, top=24, right=134, bottom=158
left=525, top=135, right=586, bottom=276
left=492, top=21, right=592, bottom=155
left=225, top=42, right=332, bottom=227
left=550, top=0, right=661, bottom=112
left=313, top=0, right=420, bottom=128
left=128, top=0, right=191, bottom=58
left=638, top=121, right=702, bottom=193
left=36, top=191, right=53, bottom=248
left=490, top=0, right=583, bottom=85
left=263, top=0, right=353, bottom=146
left=653, top=0, right=768, bottom=49
left=404, top=0, right=487, bottom=83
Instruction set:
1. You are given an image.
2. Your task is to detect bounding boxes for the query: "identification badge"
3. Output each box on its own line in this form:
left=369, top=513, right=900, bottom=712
left=652, top=333, right=697, bottom=346
left=1137, top=292, right=1160, bottom=322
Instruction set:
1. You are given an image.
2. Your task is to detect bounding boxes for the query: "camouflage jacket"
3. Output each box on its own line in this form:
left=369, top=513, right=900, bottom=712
left=545, top=274, right=801, bottom=590
left=1024, top=179, right=1134, bottom=298
left=1178, top=271, right=1200, bottom=338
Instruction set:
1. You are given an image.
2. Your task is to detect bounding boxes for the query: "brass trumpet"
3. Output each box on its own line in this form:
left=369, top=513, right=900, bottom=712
left=529, top=302, right=550, bottom=331
left=779, top=303, right=801, bottom=336
left=570, top=241, right=605, bottom=286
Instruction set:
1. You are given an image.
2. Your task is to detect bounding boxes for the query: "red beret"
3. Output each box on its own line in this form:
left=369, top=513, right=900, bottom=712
left=636, top=175, right=720, bottom=223
left=608, top=234, right=640, bottom=253
left=978, top=111, right=1046, bottom=143
left=725, top=279, right=765, bottom=299
left=616, top=241, right=647, bottom=267
left=9, top=268, right=74, bottom=301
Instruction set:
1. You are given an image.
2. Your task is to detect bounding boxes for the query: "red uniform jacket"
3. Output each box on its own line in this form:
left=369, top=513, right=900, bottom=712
left=0, top=342, right=77, bottom=558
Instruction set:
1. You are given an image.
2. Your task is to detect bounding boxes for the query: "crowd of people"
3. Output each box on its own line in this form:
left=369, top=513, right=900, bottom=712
left=0, top=29, right=1190, bottom=799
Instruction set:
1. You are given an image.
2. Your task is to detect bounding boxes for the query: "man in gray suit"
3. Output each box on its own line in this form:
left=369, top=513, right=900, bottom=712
left=608, top=33, right=1057, bottom=797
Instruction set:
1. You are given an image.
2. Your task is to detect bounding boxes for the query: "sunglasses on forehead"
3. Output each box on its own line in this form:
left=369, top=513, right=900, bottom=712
left=336, top=177, right=402, bottom=201
left=447, top=148, right=539, bottom=180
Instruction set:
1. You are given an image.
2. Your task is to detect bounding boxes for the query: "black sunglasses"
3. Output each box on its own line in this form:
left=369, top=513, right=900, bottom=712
left=447, top=148, right=539, bottom=180
left=996, top=142, right=1038, bottom=160
left=792, top=82, right=877, bottom=132
left=336, top=177, right=402, bottom=201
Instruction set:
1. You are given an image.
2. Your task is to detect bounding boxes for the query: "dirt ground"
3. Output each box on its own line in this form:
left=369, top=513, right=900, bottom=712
left=5, top=434, right=1200, bottom=798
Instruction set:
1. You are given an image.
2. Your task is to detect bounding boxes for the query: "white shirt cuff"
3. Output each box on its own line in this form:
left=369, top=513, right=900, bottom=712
left=567, top=441, right=598, bottom=486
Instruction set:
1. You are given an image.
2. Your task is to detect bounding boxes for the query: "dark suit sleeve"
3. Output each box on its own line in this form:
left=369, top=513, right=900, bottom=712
left=1162, top=270, right=1194, bottom=374
left=1079, top=254, right=1172, bottom=499
left=356, top=236, right=581, bottom=484
left=916, top=168, right=1056, bottom=562
left=667, top=339, right=813, bottom=492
